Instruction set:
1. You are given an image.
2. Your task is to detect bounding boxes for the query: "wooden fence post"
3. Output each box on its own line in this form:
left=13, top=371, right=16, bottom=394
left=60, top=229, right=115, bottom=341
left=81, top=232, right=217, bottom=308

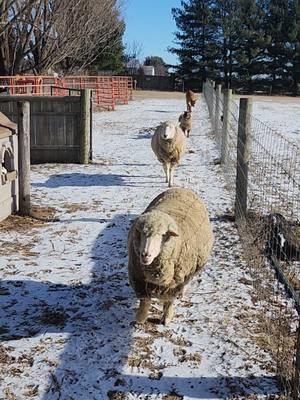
left=235, top=97, right=252, bottom=221
left=221, top=88, right=232, bottom=164
left=215, top=84, right=222, bottom=147
left=79, top=89, right=91, bottom=164
left=293, top=320, right=300, bottom=399
left=17, top=101, right=31, bottom=216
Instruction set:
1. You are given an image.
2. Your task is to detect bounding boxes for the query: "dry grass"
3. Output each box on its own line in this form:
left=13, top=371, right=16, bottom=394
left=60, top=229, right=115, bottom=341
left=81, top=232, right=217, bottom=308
left=61, top=202, right=91, bottom=214
left=133, top=90, right=185, bottom=100
left=162, top=391, right=184, bottom=400
left=238, top=214, right=299, bottom=394
left=0, top=205, right=58, bottom=232
left=0, top=240, right=39, bottom=257
left=107, top=391, right=127, bottom=400
left=37, top=309, right=69, bottom=327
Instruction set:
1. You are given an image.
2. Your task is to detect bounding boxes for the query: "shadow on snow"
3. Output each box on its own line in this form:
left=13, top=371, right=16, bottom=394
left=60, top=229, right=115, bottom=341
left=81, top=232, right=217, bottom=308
left=1, top=216, right=280, bottom=398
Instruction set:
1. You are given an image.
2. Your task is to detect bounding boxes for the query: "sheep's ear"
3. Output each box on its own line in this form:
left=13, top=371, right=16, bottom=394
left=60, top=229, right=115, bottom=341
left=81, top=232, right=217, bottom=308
left=134, top=217, right=144, bottom=232
left=167, top=223, right=179, bottom=237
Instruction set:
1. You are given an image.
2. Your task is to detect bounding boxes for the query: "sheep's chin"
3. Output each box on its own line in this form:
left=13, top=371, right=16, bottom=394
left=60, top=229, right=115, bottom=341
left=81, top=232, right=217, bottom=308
left=140, top=256, right=154, bottom=265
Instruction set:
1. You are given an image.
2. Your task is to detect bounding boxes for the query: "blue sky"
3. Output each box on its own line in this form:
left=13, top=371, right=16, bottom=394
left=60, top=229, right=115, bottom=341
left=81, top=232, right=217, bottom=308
left=122, top=0, right=182, bottom=66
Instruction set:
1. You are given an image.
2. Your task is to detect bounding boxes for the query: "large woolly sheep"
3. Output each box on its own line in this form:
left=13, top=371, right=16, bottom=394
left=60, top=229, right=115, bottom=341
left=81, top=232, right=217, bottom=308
left=151, top=121, right=186, bottom=187
left=179, top=111, right=192, bottom=137
left=128, top=187, right=214, bottom=325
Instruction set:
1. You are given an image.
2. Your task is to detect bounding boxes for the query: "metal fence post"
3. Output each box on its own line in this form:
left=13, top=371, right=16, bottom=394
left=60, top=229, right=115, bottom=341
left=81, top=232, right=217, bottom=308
left=221, top=88, right=232, bottom=164
left=235, top=97, right=252, bottom=221
left=17, top=101, right=31, bottom=216
left=215, top=84, right=222, bottom=147
left=79, top=89, right=91, bottom=164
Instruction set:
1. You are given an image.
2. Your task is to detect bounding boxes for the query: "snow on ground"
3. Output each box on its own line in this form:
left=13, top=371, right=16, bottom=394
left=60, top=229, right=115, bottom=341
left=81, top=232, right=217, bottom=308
left=0, top=94, right=286, bottom=399
left=238, top=96, right=300, bottom=144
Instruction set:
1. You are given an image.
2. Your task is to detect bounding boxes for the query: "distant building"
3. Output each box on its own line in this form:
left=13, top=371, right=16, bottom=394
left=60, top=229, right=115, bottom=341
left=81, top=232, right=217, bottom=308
left=142, top=65, right=155, bottom=76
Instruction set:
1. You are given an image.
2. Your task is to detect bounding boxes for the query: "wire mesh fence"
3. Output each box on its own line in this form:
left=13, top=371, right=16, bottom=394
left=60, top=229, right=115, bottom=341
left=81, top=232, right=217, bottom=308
left=203, top=80, right=300, bottom=399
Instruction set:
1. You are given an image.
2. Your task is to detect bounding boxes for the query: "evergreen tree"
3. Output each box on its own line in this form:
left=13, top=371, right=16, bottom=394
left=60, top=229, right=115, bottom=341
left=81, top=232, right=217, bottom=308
left=233, top=0, right=268, bottom=89
left=266, top=0, right=300, bottom=93
left=90, top=21, right=125, bottom=74
left=212, top=0, right=241, bottom=88
left=170, top=0, right=218, bottom=83
left=170, top=0, right=299, bottom=93
left=289, top=0, right=300, bottom=94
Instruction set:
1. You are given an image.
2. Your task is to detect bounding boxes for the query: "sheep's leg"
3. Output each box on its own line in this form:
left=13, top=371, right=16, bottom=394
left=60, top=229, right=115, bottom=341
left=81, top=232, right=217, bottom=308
left=136, top=299, right=151, bottom=324
left=163, top=163, right=169, bottom=183
left=187, top=129, right=190, bottom=138
left=161, top=300, right=174, bottom=325
left=169, top=166, right=174, bottom=187
left=181, top=285, right=187, bottom=299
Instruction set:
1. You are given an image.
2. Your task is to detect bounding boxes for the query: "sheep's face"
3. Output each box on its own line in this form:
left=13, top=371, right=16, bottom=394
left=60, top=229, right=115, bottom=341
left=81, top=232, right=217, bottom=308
left=161, top=123, right=176, bottom=141
left=139, top=232, right=162, bottom=265
left=135, top=212, right=179, bottom=266
left=183, top=111, right=191, bottom=120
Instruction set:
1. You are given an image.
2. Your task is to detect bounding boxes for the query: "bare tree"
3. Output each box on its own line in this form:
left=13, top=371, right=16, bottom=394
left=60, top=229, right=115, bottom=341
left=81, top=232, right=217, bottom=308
left=124, top=41, right=143, bottom=75
left=0, top=0, right=124, bottom=75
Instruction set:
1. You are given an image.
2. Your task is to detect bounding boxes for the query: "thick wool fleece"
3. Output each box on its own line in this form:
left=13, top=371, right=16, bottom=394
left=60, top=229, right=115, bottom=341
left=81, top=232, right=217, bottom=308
left=128, top=188, right=214, bottom=300
left=179, top=113, right=192, bottom=133
left=151, top=123, right=186, bottom=166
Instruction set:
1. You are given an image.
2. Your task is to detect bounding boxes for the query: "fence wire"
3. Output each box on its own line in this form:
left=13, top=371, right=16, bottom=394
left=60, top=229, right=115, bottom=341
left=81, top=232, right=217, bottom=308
left=203, top=80, right=300, bottom=399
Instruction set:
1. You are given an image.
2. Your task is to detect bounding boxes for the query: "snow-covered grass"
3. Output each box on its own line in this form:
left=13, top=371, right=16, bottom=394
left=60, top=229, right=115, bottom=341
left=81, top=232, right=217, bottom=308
left=235, top=96, right=300, bottom=145
left=0, top=93, right=294, bottom=399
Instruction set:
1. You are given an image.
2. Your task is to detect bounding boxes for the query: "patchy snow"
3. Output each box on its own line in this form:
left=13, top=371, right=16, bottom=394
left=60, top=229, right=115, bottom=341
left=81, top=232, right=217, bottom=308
left=253, top=100, right=300, bottom=144
left=0, top=94, right=290, bottom=399
left=235, top=97, right=300, bottom=144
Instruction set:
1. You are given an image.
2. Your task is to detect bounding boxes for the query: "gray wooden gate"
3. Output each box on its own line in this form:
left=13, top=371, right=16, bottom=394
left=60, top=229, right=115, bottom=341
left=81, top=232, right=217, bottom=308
left=0, top=91, right=91, bottom=164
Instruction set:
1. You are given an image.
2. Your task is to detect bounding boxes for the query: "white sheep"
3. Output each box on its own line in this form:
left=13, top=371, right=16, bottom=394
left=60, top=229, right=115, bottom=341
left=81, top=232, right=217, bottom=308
left=151, top=121, right=186, bottom=187
left=178, top=111, right=192, bottom=137
left=128, top=187, right=214, bottom=325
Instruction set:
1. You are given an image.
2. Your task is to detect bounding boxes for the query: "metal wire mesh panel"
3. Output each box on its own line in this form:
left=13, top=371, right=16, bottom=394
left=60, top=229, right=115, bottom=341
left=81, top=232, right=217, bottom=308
left=203, top=80, right=300, bottom=398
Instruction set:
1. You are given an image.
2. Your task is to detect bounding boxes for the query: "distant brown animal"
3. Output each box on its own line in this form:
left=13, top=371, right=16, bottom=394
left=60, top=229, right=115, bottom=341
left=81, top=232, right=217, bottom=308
left=186, top=89, right=197, bottom=112
left=179, top=111, right=192, bottom=137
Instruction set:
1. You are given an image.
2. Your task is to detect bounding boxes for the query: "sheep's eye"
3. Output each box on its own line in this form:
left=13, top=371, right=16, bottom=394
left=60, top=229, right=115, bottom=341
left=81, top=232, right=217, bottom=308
left=162, top=233, right=170, bottom=242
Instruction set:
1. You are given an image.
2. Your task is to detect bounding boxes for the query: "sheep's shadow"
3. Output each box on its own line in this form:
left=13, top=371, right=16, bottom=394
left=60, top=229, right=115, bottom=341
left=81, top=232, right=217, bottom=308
left=32, top=173, right=145, bottom=188
left=133, top=133, right=153, bottom=140
left=0, top=213, right=137, bottom=398
left=1, top=213, right=280, bottom=398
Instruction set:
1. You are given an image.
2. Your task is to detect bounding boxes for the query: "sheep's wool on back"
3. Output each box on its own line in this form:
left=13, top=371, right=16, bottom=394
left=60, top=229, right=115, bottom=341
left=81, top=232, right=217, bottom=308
left=128, top=188, right=214, bottom=300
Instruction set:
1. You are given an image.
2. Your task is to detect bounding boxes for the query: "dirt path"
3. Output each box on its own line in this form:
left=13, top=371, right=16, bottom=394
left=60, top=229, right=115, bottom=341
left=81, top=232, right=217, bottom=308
left=0, top=95, right=281, bottom=399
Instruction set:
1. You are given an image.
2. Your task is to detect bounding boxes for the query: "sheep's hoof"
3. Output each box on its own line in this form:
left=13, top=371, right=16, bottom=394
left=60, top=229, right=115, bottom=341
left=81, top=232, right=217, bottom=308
left=136, top=315, right=147, bottom=324
left=161, top=307, right=174, bottom=325
left=136, top=300, right=150, bottom=324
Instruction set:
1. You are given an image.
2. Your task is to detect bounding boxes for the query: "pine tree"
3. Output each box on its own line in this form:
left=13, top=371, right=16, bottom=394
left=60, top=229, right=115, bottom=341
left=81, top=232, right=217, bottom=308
left=170, top=0, right=218, bottom=84
left=289, top=0, right=300, bottom=94
left=212, top=0, right=241, bottom=88
left=232, top=0, right=268, bottom=90
left=265, top=0, right=300, bottom=93
left=91, top=22, right=125, bottom=74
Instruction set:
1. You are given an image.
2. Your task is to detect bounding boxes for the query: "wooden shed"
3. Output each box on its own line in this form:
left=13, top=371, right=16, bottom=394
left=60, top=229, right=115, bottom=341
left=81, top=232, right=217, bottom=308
left=0, top=112, right=18, bottom=221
